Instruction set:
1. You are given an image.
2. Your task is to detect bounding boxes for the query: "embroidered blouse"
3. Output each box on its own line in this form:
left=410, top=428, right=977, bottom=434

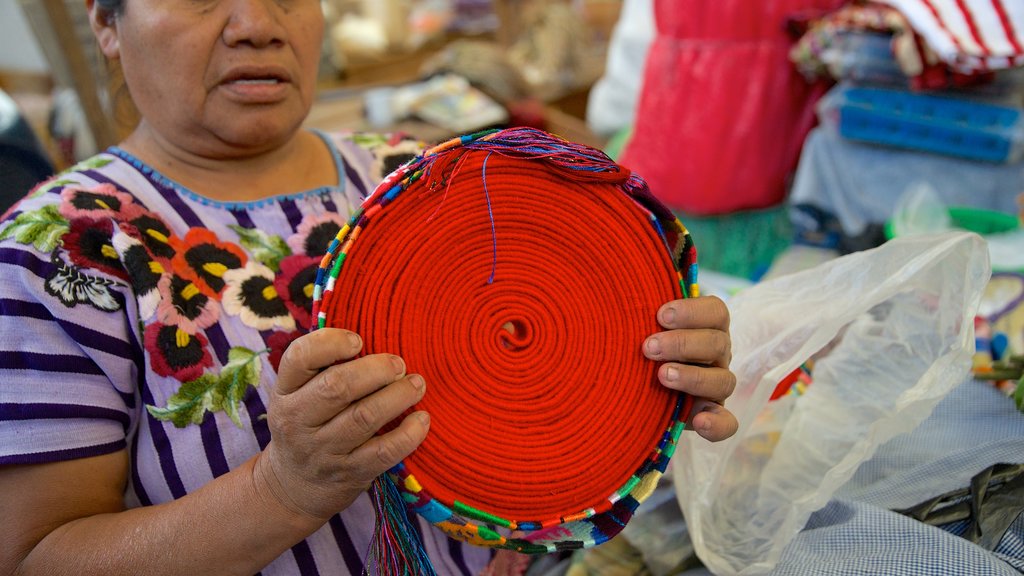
left=0, top=131, right=490, bottom=575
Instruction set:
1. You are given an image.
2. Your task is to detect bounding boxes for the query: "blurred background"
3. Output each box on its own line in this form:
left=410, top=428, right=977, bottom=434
left=2, top=0, right=1024, bottom=284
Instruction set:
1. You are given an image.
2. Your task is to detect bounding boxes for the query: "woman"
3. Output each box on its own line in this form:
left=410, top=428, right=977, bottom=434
left=0, top=1, right=738, bottom=574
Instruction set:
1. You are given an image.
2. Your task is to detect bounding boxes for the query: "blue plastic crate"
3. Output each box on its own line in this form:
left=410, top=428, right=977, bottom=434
left=820, top=85, right=1024, bottom=163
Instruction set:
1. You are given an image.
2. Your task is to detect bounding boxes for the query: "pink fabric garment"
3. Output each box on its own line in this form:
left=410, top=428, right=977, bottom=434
left=621, top=0, right=845, bottom=215
left=875, top=0, right=1024, bottom=72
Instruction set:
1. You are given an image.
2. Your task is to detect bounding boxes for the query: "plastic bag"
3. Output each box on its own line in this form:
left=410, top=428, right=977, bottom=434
left=675, top=232, right=990, bottom=575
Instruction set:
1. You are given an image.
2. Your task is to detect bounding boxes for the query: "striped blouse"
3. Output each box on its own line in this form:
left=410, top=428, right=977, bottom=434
left=0, top=131, right=491, bottom=575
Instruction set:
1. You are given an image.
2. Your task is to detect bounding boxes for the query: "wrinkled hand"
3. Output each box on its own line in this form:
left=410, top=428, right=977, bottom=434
left=255, top=328, right=429, bottom=523
left=644, top=296, right=738, bottom=442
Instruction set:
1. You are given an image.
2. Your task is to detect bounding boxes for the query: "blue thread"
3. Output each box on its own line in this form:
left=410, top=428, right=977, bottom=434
left=482, top=152, right=497, bottom=285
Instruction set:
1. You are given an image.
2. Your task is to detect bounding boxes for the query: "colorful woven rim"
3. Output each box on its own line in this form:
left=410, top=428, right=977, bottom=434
left=311, top=127, right=699, bottom=553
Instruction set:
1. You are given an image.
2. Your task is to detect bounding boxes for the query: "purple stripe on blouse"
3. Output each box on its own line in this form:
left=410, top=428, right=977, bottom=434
left=448, top=535, right=475, bottom=576
left=243, top=380, right=272, bottom=449
left=278, top=199, right=304, bottom=230
left=0, top=439, right=125, bottom=466
left=141, top=171, right=206, bottom=230
left=130, top=429, right=153, bottom=506
left=0, top=298, right=135, bottom=360
left=0, top=351, right=106, bottom=375
left=204, top=323, right=232, bottom=365
left=0, top=247, right=54, bottom=280
left=322, top=197, right=339, bottom=214
left=0, top=403, right=130, bottom=428
left=291, top=541, right=321, bottom=576
left=328, top=516, right=366, bottom=575
left=199, top=414, right=231, bottom=479
left=342, top=158, right=368, bottom=200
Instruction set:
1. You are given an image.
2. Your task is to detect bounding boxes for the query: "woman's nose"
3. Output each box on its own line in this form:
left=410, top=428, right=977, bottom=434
left=221, top=0, right=286, bottom=48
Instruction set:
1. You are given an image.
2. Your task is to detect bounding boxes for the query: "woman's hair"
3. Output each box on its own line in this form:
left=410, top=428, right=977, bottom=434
left=92, top=0, right=138, bottom=137
left=95, top=0, right=125, bottom=19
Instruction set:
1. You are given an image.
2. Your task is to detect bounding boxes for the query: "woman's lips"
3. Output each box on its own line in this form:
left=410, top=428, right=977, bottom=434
left=219, top=77, right=290, bottom=103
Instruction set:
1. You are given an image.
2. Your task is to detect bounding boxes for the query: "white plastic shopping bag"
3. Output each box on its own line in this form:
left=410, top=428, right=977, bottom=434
left=675, top=232, right=991, bottom=575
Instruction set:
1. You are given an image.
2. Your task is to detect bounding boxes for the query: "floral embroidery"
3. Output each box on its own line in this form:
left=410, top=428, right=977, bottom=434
left=369, top=138, right=423, bottom=184
left=144, top=322, right=214, bottom=382
left=286, top=213, right=345, bottom=257
left=230, top=225, right=291, bottom=273
left=146, top=346, right=264, bottom=428
left=120, top=205, right=177, bottom=261
left=171, top=228, right=247, bottom=298
left=274, top=254, right=319, bottom=330
left=156, top=274, right=220, bottom=333
left=113, top=232, right=165, bottom=320
left=59, top=183, right=134, bottom=221
left=267, top=330, right=303, bottom=372
left=0, top=204, right=69, bottom=253
left=222, top=261, right=296, bottom=332
left=44, top=253, right=122, bottom=312
left=63, top=218, right=129, bottom=281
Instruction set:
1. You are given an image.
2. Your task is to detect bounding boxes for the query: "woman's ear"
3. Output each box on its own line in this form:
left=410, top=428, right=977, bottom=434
left=86, top=0, right=121, bottom=59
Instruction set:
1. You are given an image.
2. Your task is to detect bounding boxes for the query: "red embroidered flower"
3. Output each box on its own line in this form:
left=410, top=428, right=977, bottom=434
left=156, top=274, right=220, bottom=333
left=267, top=330, right=304, bottom=372
left=274, top=254, right=319, bottom=330
left=59, top=183, right=135, bottom=221
left=170, top=228, right=247, bottom=299
left=120, top=205, right=178, bottom=261
left=63, top=217, right=129, bottom=280
left=144, top=322, right=214, bottom=382
left=222, top=262, right=296, bottom=332
left=287, top=213, right=345, bottom=257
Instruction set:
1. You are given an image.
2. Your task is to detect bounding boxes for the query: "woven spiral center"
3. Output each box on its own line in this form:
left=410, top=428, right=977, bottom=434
left=320, top=151, right=681, bottom=521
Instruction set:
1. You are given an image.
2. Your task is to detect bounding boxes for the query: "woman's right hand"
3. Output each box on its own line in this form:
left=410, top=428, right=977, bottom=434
left=254, top=328, right=429, bottom=523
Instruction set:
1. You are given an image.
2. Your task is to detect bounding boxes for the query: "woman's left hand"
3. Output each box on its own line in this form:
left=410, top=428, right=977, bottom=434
left=644, top=296, right=738, bottom=442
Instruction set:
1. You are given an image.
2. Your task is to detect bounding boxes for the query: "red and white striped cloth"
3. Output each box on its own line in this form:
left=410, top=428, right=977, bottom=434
left=876, top=0, right=1024, bottom=72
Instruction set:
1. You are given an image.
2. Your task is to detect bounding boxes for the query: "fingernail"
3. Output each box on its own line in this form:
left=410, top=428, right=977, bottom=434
left=391, top=355, right=406, bottom=377
left=645, top=337, right=661, bottom=357
left=409, top=374, right=425, bottom=390
left=348, top=332, right=362, bottom=350
left=664, top=365, right=678, bottom=383
left=416, top=412, right=430, bottom=426
left=661, top=307, right=676, bottom=325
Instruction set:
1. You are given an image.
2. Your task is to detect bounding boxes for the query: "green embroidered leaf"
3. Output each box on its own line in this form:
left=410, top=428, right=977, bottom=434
left=229, top=225, right=291, bottom=272
left=0, top=205, right=69, bottom=252
left=76, top=157, right=114, bottom=171
left=351, top=133, right=389, bottom=149
left=30, top=178, right=78, bottom=199
left=215, top=347, right=263, bottom=427
left=146, top=347, right=264, bottom=429
left=1014, top=377, right=1024, bottom=413
left=147, top=374, right=220, bottom=428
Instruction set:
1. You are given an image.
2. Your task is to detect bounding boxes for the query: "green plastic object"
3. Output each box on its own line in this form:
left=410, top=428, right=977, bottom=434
left=886, top=206, right=1020, bottom=240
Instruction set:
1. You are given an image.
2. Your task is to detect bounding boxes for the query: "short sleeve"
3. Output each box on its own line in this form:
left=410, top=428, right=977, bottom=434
left=0, top=182, right=138, bottom=466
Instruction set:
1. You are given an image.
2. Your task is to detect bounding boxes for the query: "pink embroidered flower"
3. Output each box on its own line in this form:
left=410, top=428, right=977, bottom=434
left=119, top=205, right=178, bottom=261
left=222, top=261, right=296, bottom=332
left=60, top=183, right=135, bottom=221
left=156, top=274, right=220, bottom=333
left=274, top=254, right=319, bottom=330
left=112, top=231, right=165, bottom=321
left=286, top=213, right=345, bottom=257
left=63, top=217, right=129, bottom=281
left=144, top=322, right=214, bottom=382
left=267, top=330, right=304, bottom=372
left=170, top=228, right=247, bottom=299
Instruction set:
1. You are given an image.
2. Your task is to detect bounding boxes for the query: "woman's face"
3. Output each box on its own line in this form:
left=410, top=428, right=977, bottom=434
left=93, top=0, right=324, bottom=157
